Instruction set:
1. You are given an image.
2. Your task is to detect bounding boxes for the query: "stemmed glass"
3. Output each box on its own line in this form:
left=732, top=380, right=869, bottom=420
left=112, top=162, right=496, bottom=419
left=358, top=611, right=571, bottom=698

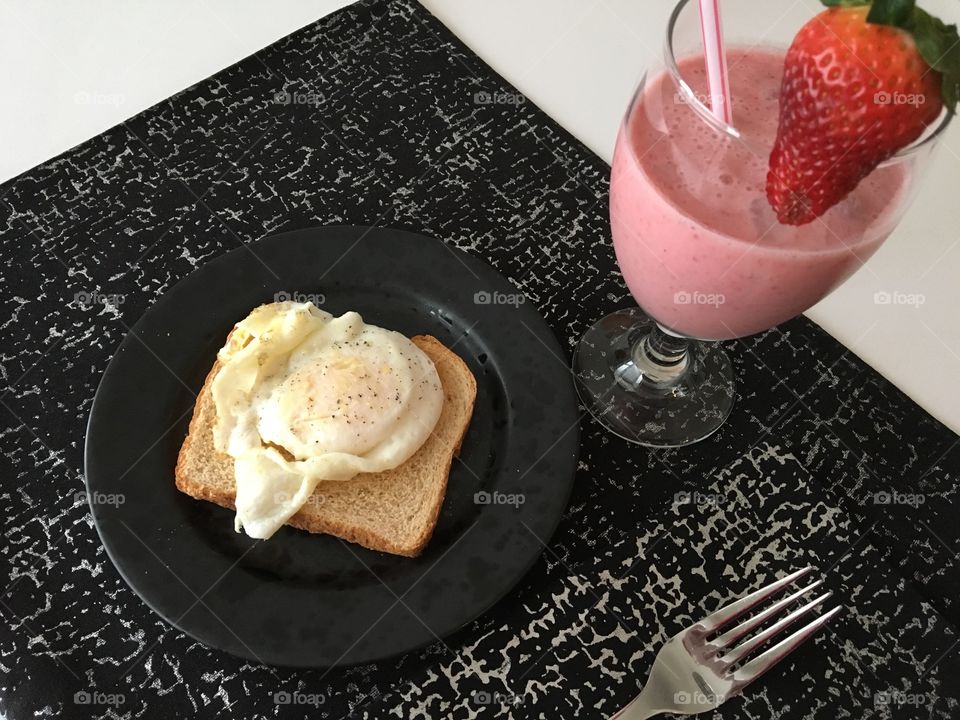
left=574, top=0, right=951, bottom=447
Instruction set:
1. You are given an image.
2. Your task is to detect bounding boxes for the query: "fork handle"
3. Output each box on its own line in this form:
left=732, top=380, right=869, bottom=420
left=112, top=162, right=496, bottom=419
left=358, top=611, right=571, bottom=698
left=609, top=687, right=662, bottom=720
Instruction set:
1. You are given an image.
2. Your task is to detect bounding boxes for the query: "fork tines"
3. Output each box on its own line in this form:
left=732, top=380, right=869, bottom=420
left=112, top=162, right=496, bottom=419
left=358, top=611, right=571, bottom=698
left=700, top=567, right=841, bottom=686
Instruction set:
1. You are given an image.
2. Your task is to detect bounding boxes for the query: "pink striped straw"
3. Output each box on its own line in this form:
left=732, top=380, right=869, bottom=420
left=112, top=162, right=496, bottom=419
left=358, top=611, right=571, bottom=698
left=697, top=0, right=733, bottom=124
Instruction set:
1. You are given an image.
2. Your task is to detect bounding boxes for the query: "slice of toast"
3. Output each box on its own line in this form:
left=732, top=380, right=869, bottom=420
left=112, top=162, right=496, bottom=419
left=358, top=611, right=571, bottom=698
left=174, top=335, right=477, bottom=557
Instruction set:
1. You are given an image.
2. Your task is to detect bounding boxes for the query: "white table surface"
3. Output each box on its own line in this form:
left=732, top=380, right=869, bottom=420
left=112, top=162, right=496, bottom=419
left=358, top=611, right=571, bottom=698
left=2, top=0, right=958, bottom=435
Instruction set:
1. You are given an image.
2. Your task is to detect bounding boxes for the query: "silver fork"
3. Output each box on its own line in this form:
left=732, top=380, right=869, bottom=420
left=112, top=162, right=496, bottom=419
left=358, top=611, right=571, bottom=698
left=611, top=567, right=840, bottom=719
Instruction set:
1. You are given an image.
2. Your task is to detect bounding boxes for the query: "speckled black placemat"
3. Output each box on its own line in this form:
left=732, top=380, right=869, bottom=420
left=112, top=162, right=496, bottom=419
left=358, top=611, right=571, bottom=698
left=1, top=0, right=959, bottom=718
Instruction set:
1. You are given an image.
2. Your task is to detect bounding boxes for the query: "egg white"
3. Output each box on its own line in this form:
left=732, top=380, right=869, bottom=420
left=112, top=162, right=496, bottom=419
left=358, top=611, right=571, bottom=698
left=210, top=302, right=444, bottom=539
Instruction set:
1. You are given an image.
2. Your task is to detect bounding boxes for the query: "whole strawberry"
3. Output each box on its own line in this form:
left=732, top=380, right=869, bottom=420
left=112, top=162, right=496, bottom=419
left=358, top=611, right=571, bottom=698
left=767, top=0, right=960, bottom=225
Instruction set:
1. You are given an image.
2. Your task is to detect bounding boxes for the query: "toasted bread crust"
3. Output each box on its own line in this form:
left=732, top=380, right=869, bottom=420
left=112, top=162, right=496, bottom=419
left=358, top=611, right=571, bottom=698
left=174, top=333, right=476, bottom=557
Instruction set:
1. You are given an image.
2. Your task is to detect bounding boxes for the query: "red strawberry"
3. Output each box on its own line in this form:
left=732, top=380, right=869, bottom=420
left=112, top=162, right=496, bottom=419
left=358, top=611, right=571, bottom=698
left=767, top=0, right=960, bottom=225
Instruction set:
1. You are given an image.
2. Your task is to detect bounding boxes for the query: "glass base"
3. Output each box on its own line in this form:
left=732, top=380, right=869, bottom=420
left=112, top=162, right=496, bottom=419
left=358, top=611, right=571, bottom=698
left=573, top=307, right=734, bottom=447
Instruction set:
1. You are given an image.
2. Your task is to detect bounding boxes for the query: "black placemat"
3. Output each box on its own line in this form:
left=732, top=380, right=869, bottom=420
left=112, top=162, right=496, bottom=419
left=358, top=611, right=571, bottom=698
left=1, top=0, right=958, bottom=718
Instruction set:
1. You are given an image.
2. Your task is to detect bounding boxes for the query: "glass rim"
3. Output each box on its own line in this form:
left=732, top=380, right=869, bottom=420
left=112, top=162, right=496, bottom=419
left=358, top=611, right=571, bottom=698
left=663, top=0, right=953, bottom=161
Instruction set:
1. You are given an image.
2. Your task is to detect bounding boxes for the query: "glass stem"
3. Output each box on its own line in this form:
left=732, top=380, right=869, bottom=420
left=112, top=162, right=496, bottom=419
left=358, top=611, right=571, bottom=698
left=615, top=323, right=690, bottom=390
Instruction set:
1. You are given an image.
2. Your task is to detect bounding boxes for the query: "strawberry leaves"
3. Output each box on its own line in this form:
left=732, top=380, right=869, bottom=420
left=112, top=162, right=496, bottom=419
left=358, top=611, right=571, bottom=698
left=866, top=0, right=914, bottom=25
left=821, top=0, right=960, bottom=111
left=908, top=7, right=960, bottom=110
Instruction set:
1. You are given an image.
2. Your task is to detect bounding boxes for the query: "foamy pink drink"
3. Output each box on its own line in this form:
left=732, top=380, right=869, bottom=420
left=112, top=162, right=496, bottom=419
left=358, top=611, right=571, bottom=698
left=576, top=0, right=948, bottom=448
left=610, top=49, right=910, bottom=340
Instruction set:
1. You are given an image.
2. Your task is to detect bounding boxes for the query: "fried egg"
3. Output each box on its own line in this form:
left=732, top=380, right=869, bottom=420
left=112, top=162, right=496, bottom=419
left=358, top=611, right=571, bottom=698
left=211, top=302, right=443, bottom=539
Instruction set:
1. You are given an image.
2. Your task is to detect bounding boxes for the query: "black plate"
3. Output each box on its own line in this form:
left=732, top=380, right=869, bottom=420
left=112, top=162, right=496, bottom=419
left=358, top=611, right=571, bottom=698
left=84, top=226, right=579, bottom=668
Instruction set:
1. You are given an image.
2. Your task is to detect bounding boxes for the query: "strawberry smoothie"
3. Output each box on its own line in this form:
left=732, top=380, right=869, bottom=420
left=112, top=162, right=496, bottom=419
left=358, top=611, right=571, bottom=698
left=610, top=48, right=911, bottom=340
